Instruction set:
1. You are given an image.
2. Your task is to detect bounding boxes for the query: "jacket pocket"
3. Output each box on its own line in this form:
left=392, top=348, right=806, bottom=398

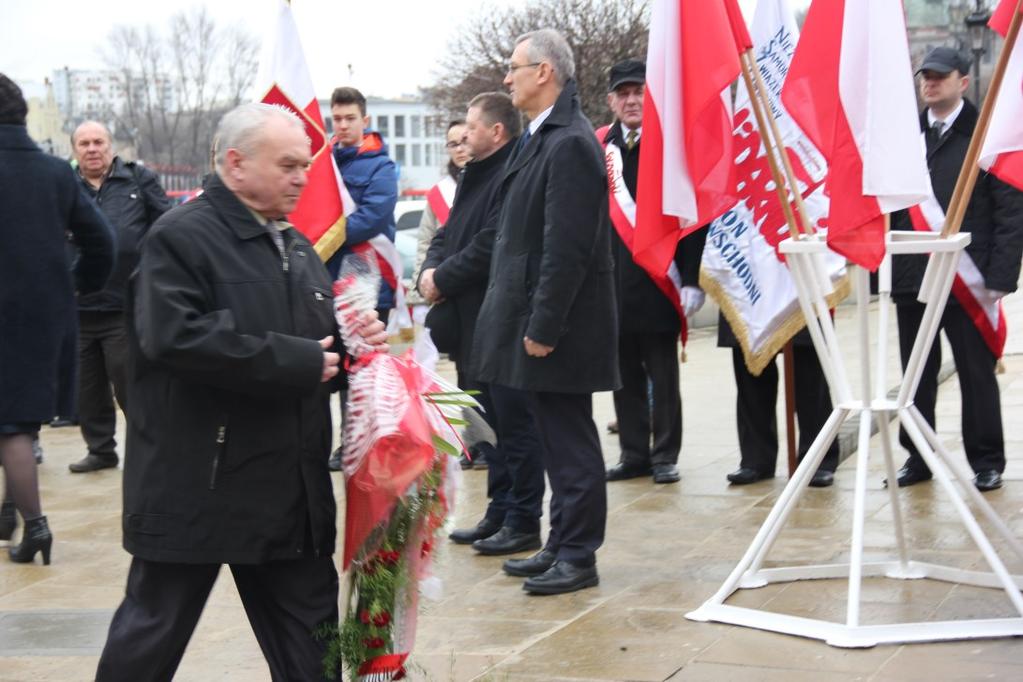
left=208, top=417, right=228, bottom=490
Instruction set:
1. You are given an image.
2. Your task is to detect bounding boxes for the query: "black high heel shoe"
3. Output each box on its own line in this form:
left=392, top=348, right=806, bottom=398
left=9, top=516, right=52, bottom=565
left=0, top=501, right=16, bottom=541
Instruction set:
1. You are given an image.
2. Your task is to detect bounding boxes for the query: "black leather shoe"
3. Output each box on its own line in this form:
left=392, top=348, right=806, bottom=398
left=468, top=443, right=492, bottom=470
left=887, top=466, right=932, bottom=488
left=449, top=517, right=501, bottom=545
left=0, top=501, right=16, bottom=541
left=809, top=470, right=835, bottom=488
left=974, top=470, right=1003, bottom=492
left=9, top=516, right=52, bottom=565
left=68, top=454, right=118, bottom=473
left=606, top=462, right=652, bottom=482
left=327, top=448, right=342, bottom=472
left=503, top=548, right=556, bottom=577
left=523, top=561, right=599, bottom=595
left=472, top=526, right=541, bottom=556
left=727, top=467, right=773, bottom=485
left=652, top=463, right=681, bottom=484
left=606, top=420, right=619, bottom=434
left=49, top=416, right=77, bottom=428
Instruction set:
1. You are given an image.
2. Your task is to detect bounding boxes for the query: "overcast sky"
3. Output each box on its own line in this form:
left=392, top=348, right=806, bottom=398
left=2, top=0, right=802, bottom=99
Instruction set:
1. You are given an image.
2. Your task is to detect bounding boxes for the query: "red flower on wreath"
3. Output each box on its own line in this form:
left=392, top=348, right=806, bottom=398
left=421, top=539, right=433, bottom=558
left=372, top=611, right=391, bottom=627
left=359, top=609, right=371, bottom=625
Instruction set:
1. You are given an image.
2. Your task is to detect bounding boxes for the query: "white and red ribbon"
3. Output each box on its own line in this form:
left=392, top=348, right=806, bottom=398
left=598, top=126, right=688, bottom=343
left=425, top=175, right=457, bottom=227
left=907, top=195, right=1007, bottom=358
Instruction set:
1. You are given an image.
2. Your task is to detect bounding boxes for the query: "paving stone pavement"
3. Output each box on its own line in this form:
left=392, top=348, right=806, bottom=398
left=2, top=290, right=1023, bottom=681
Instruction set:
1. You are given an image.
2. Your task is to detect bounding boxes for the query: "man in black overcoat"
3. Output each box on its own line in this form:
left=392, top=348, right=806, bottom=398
left=473, top=29, right=620, bottom=595
left=600, top=59, right=707, bottom=486
left=95, top=103, right=387, bottom=681
left=420, top=92, right=547, bottom=556
left=890, top=47, right=1023, bottom=492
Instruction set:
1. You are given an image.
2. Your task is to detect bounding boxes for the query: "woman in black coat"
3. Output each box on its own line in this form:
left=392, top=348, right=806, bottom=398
left=0, top=74, right=115, bottom=563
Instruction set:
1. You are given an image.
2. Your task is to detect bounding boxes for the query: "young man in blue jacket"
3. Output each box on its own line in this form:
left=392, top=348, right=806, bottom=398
left=326, top=87, right=398, bottom=316
left=326, top=87, right=398, bottom=471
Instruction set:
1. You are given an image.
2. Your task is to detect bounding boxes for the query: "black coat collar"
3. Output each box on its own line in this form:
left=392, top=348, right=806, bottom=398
left=505, top=80, right=583, bottom=177
left=202, top=174, right=280, bottom=242
left=0, top=124, right=40, bottom=150
left=918, top=98, right=978, bottom=136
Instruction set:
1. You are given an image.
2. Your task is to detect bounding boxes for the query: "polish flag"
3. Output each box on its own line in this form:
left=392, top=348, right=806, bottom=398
left=781, top=0, right=931, bottom=271
left=979, top=0, right=1023, bottom=192
left=255, top=0, right=347, bottom=261
left=633, top=0, right=748, bottom=278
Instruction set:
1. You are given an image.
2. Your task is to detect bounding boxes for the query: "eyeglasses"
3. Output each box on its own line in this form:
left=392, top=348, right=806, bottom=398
left=445, top=140, right=468, bottom=149
left=507, top=62, right=541, bottom=75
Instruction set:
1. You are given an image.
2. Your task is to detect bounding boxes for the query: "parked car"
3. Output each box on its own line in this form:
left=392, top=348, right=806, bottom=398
left=394, top=199, right=425, bottom=280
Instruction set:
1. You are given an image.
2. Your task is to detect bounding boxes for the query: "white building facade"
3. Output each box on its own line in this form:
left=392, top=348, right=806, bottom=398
left=319, top=96, right=449, bottom=193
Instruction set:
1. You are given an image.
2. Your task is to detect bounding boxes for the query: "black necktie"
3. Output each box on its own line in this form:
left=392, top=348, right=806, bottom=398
left=512, top=128, right=532, bottom=159
left=928, top=120, right=945, bottom=146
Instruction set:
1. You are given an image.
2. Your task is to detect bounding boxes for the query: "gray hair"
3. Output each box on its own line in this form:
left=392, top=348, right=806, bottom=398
left=214, top=103, right=305, bottom=170
left=71, top=120, right=112, bottom=146
left=515, top=29, right=575, bottom=86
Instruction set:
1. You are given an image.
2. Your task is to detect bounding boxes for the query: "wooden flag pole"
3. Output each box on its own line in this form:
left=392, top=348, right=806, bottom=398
left=737, top=50, right=802, bottom=240
left=942, top=0, right=1023, bottom=237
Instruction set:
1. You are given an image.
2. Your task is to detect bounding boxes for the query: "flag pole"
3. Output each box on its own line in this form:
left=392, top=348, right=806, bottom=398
left=737, top=51, right=802, bottom=239
left=783, top=340, right=798, bottom=477
left=746, top=53, right=815, bottom=236
left=942, top=0, right=1023, bottom=237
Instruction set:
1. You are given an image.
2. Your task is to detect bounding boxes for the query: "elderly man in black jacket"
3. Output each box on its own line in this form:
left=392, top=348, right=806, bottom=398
left=600, top=59, right=707, bottom=486
left=420, top=92, right=547, bottom=557
left=473, top=29, right=619, bottom=595
left=68, top=120, right=171, bottom=474
left=0, top=74, right=114, bottom=564
left=95, top=103, right=387, bottom=681
left=891, top=47, right=1023, bottom=492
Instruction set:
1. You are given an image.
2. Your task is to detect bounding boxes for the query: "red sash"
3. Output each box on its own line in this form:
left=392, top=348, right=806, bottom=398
left=425, top=175, right=456, bottom=226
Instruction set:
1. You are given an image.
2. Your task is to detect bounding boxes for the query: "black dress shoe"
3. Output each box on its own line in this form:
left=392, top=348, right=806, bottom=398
left=68, top=454, right=118, bottom=473
left=449, top=517, right=501, bottom=545
left=472, top=526, right=541, bottom=556
left=974, top=470, right=1003, bottom=492
left=49, top=416, right=77, bottom=428
left=726, top=467, right=773, bottom=485
left=606, top=462, right=652, bottom=482
left=503, top=548, right=556, bottom=577
left=652, top=463, right=681, bottom=484
left=887, top=466, right=932, bottom=488
left=523, top=561, right=599, bottom=595
left=809, top=470, right=835, bottom=488
left=328, top=448, right=342, bottom=472
left=468, top=442, right=493, bottom=470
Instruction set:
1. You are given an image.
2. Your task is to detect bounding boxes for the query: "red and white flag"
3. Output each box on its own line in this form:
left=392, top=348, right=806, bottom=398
left=980, top=0, right=1023, bottom=192
left=908, top=195, right=1007, bottom=358
left=255, top=0, right=346, bottom=261
left=634, top=0, right=749, bottom=279
left=256, top=1, right=409, bottom=331
left=781, top=0, right=930, bottom=271
left=425, top=175, right=457, bottom=226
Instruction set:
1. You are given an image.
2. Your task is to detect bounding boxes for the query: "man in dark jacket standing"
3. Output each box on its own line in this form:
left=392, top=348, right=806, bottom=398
left=95, top=103, right=387, bottom=681
left=600, top=59, right=707, bottom=486
left=891, top=47, right=1023, bottom=492
left=420, top=93, right=546, bottom=556
left=69, top=120, right=171, bottom=473
left=473, top=29, right=619, bottom=595
left=0, top=74, right=114, bottom=562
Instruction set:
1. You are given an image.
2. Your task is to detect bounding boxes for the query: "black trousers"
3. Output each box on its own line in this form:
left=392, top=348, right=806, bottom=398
left=484, top=383, right=545, bottom=533
left=896, top=301, right=1004, bottom=474
left=612, top=331, right=682, bottom=467
left=77, top=311, right=128, bottom=459
left=528, top=391, right=606, bottom=567
left=96, top=556, right=340, bottom=682
left=732, top=345, right=839, bottom=476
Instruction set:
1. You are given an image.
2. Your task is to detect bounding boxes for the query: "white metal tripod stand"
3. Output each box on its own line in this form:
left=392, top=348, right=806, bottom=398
left=686, top=231, right=1023, bottom=647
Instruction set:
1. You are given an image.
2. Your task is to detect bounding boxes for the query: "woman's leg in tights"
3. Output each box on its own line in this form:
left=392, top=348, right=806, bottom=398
left=0, top=434, right=42, bottom=520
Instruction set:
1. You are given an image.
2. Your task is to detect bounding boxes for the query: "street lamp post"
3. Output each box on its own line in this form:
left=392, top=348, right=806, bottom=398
left=965, top=3, right=992, bottom=103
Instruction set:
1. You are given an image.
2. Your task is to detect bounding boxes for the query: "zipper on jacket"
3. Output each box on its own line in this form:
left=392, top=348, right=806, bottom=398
left=209, top=423, right=227, bottom=490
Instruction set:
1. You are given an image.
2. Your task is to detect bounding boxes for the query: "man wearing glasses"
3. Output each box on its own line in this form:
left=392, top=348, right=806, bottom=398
left=472, top=29, right=618, bottom=595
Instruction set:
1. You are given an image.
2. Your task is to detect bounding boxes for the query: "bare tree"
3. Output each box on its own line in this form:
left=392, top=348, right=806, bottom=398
left=98, top=7, right=257, bottom=171
left=424, top=0, right=650, bottom=126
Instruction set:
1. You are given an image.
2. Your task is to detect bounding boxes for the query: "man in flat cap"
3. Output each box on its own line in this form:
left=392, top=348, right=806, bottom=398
left=599, top=59, right=706, bottom=486
left=889, top=47, right=1023, bottom=492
